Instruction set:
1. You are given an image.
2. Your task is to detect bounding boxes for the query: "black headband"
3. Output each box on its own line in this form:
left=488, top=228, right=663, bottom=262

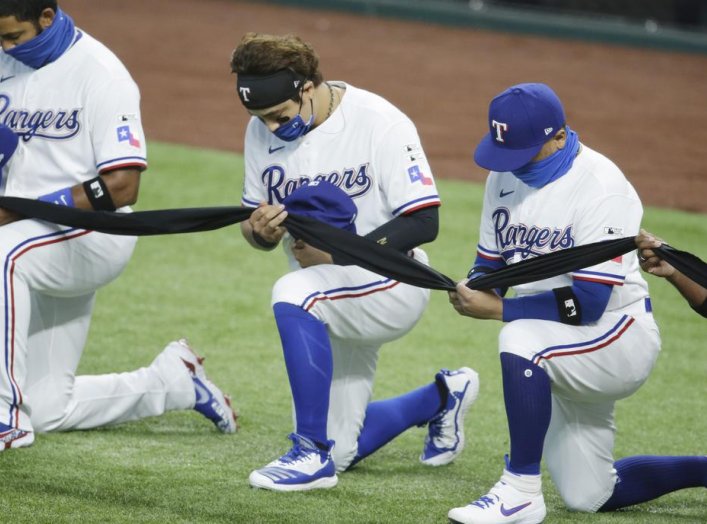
left=236, top=69, right=306, bottom=110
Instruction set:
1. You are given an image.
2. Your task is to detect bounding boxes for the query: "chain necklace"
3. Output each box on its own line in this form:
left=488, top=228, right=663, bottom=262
left=325, top=82, right=335, bottom=120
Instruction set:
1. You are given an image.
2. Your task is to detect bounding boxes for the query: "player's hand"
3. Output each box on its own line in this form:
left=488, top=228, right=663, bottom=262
left=291, top=239, right=333, bottom=268
left=249, top=202, right=288, bottom=244
left=0, top=207, right=21, bottom=227
left=448, top=280, right=503, bottom=320
left=635, top=228, right=675, bottom=278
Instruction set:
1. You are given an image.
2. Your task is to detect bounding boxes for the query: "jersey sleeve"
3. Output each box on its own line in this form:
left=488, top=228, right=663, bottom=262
left=476, top=174, right=504, bottom=266
left=241, top=118, right=268, bottom=208
left=571, top=193, right=643, bottom=286
left=86, top=77, right=147, bottom=173
left=375, top=119, right=440, bottom=216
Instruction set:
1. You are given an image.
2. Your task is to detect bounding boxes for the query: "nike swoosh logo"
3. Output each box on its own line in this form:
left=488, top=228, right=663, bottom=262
left=499, top=189, right=514, bottom=198
left=268, top=145, right=285, bottom=154
left=0, top=75, right=15, bottom=83
left=500, top=502, right=532, bottom=516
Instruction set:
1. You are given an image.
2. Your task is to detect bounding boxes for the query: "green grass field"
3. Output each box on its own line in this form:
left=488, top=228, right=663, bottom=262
left=1, top=142, right=705, bottom=523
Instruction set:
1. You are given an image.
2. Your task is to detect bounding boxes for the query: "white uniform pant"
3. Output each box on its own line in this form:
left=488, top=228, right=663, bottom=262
left=1, top=220, right=194, bottom=434
left=272, top=249, right=430, bottom=470
left=499, top=304, right=661, bottom=511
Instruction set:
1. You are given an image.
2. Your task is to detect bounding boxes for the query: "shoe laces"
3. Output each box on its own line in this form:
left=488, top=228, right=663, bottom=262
left=469, top=481, right=506, bottom=509
left=279, top=434, right=321, bottom=465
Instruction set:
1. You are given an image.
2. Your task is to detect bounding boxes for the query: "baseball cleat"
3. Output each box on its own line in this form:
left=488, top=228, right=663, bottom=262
left=0, top=422, right=34, bottom=451
left=448, top=470, right=546, bottom=524
left=420, top=367, right=479, bottom=466
left=167, top=339, right=238, bottom=434
left=249, top=433, right=338, bottom=492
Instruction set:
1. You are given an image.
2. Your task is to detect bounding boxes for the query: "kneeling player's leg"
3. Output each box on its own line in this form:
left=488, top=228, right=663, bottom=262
left=545, top=395, right=618, bottom=512
left=273, top=301, right=333, bottom=448
left=351, top=376, right=445, bottom=467
left=326, top=339, right=379, bottom=470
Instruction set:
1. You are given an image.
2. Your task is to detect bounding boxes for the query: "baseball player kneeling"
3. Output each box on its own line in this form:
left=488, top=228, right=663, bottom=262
left=231, top=33, right=479, bottom=492
left=447, top=83, right=706, bottom=523
left=0, top=1, right=236, bottom=450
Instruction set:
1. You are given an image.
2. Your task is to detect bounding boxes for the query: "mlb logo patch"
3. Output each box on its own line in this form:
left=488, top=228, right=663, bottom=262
left=117, top=125, right=141, bottom=148
left=408, top=165, right=433, bottom=186
left=604, top=226, right=624, bottom=235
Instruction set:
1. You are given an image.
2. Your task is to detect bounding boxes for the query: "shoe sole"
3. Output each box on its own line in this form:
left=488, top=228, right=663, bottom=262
left=421, top=367, right=480, bottom=466
left=448, top=511, right=547, bottom=524
left=448, top=502, right=546, bottom=524
left=249, top=471, right=338, bottom=492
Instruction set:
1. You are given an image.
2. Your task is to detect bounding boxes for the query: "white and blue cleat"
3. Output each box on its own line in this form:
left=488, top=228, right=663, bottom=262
left=169, top=339, right=238, bottom=434
left=448, top=469, right=546, bottom=524
left=249, top=433, right=338, bottom=491
left=420, top=367, right=479, bottom=466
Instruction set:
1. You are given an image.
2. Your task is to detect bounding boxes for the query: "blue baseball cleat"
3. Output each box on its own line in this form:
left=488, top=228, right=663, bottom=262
left=420, top=367, right=479, bottom=466
left=168, top=339, right=238, bottom=434
left=249, top=433, right=338, bottom=491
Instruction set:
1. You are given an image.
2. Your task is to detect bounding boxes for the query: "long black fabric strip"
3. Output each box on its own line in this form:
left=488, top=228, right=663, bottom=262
left=1, top=196, right=700, bottom=294
left=655, top=245, right=707, bottom=289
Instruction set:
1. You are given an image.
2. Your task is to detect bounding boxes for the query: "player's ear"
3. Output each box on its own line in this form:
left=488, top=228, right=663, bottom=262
left=301, top=80, right=315, bottom=98
left=38, top=8, right=56, bottom=30
left=554, top=126, right=567, bottom=148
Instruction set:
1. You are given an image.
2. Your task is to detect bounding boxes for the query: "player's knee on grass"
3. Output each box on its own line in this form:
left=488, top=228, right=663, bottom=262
left=330, top=433, right=358, bottom=472
left=548, top=455, right=616, bottom=512
left=556, top=482, right=614, bottom=513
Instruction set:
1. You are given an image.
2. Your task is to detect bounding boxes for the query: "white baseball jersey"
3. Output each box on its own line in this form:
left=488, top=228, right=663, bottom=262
left=242, top=82, right=440, bottom=269
left=0, top=30, right=147, bottom=196
left=0, top=28, right=170, bottom=436
left=477, top=145, right=649, bottom=313
left=242, top=83, right=439, bottom=469
left=479, top=145, right=662, bottom=510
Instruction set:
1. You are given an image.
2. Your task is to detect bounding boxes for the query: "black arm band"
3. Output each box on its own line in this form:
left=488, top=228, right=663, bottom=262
left=82, top=176, right=116, bottom=211
left=692, top=298, right=707, bottom=319
left=252, top=230, right=278, bottom=249
left=553, top=286, right=582, bottom=325
left=363, top=206, right=439, bottom=252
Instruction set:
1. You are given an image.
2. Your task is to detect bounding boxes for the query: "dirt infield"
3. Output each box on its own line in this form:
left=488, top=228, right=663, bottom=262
left=62, top=0, right=707, bottom=212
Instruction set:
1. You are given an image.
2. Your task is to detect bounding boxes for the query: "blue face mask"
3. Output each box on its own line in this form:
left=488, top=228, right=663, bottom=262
left=273, top=99, right=314, bottom=142
left=5, top=8, right=77, bottom=69
left=511, top=127, right=580, bottom=189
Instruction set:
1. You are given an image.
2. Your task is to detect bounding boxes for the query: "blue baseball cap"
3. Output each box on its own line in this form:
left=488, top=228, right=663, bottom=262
left=283, top=181, right=357, bottom=233
left=474, top=83, right=566, bottom=172
left=0, top=123, right=19, bottom=170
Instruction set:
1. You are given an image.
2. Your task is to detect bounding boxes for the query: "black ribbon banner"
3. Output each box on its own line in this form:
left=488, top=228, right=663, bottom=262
left=0, top=196, right=703, bottom=292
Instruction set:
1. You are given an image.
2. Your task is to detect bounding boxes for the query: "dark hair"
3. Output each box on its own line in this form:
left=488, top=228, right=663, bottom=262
left=0, top=0, right=57, bottom=21
left=230, top=33, right=324, bottom=101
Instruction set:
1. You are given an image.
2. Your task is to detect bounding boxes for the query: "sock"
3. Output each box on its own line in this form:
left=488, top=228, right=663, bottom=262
left=501, top=352, right=552, bottom=475
left=273, top=302, right=333, bottom=447
left=600, top=455, right=707, bottom=511
left=350, top=381, right=443, bottom=467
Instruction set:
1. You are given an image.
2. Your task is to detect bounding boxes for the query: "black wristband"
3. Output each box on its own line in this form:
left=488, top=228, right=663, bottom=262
left=691, top=298, right=707, bottom=319
left=553, top=286, right=582, bottom=325
left=252, top=231, right=277, bottom=249
left=82, top=176, right=116, bottom=211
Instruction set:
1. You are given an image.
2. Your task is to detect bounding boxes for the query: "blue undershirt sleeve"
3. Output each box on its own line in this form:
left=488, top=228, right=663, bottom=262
left=502, top=279, right=613, bottom=324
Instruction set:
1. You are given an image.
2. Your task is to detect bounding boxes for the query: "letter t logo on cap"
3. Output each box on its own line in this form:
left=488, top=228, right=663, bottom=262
left=492, top=120, right=508, bottom=143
